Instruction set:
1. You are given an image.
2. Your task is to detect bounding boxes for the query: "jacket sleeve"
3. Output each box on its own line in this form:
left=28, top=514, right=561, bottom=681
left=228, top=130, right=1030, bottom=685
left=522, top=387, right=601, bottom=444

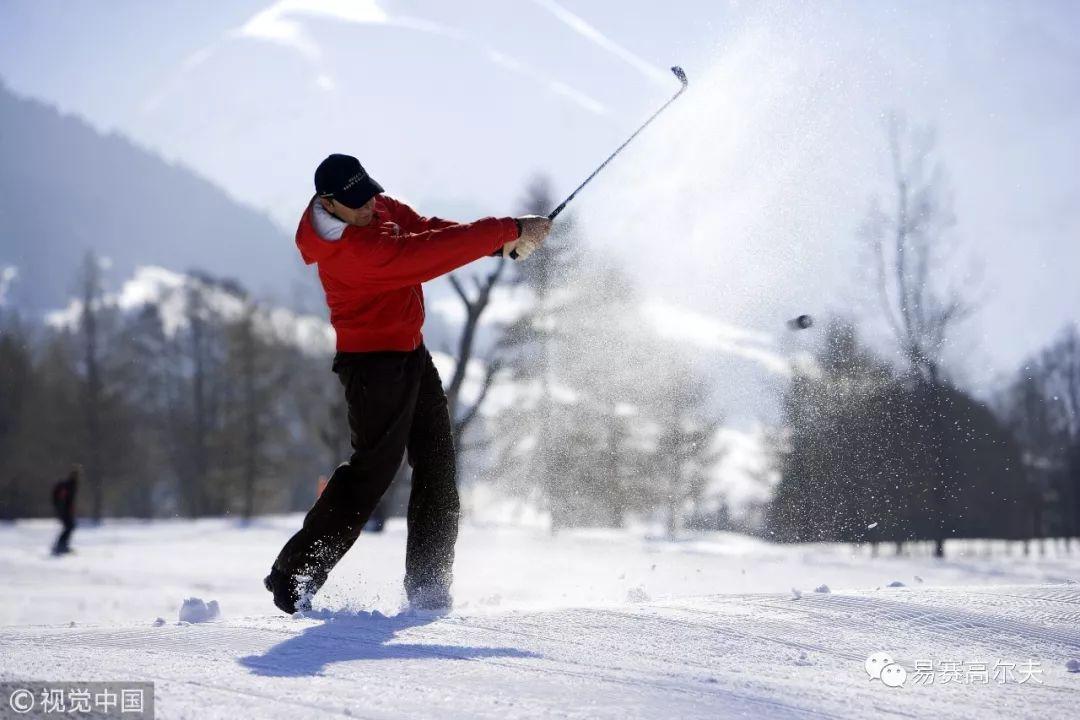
left=383, top=195, right=458, bottom=233
left=332, top=217, right=520, bottom=290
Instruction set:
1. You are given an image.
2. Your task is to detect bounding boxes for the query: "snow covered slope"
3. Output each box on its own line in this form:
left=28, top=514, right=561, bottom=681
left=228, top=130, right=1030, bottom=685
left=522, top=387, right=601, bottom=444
left=1, top=520, right=1077, bottom=718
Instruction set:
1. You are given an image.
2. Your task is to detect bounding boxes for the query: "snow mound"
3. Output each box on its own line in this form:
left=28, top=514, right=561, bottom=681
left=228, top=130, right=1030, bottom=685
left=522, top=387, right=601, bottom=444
left=814, top=584, right=831, bottom=593
left=625, top=586, right=650, bottom=603
left=791, top=587, right=802, bottom=600
left=179, top=597, right=221, bottom=623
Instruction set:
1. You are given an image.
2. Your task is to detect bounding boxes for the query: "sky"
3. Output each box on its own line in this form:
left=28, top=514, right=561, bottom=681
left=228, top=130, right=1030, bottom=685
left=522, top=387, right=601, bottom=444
left=1, top=0, right=1078, bottom=398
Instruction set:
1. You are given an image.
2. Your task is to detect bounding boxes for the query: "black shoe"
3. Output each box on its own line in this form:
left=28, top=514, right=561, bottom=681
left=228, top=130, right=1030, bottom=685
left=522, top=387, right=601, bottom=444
left=264, top=567, right=315, bottom=615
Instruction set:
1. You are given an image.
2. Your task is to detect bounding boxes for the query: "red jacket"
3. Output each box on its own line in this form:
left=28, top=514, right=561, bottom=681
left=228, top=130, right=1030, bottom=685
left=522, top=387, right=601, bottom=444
left=296, top=194, right=519, bottom=352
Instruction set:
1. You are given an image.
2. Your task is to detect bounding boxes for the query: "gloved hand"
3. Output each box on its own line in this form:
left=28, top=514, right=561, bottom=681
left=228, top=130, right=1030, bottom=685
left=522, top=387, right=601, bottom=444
left=502, top=237, right=539, bottom=261
left=503, top=215, right=551, bottom=261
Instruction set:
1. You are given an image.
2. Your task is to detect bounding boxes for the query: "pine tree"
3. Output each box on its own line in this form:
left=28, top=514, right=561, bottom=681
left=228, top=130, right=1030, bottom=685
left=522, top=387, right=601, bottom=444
left=491, top=176, right=585, bottom=527
left=77, top=251, right=107, bottom=521
left=0, top=311, right=36, bottom=518
left=112, top=303, right=175, bottom=517
left=651, top=363, right=722, bottom=538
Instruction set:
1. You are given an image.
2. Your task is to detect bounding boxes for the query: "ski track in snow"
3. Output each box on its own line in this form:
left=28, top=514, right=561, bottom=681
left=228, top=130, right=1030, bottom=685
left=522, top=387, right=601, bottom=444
left=1, top=519, right=1078, bottom=719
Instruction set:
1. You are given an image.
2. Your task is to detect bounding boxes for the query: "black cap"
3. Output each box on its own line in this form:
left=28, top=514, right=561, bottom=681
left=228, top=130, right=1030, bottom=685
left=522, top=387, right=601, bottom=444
left=314, top=154, right=384, bottom=209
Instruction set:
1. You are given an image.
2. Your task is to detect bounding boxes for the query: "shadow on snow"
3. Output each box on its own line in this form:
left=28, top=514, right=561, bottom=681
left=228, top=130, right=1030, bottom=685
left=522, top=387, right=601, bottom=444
left=239, top=609, right=537, bottom=677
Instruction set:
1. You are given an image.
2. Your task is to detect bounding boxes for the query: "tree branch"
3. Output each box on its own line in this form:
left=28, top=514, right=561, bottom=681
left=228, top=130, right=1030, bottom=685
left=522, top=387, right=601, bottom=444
left=455, top=357, right=503, bottom=442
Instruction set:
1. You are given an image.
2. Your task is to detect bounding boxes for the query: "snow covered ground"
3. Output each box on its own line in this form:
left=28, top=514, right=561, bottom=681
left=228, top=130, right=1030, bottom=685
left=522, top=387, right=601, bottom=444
left=1, top=518, right=1078, bottom=718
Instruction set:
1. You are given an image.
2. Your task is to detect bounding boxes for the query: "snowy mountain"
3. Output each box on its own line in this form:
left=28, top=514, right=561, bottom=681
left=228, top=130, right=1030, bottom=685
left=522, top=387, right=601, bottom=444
left=46, top=264, right=335, bottom=357
left=0, top=82, right=295, bottom=313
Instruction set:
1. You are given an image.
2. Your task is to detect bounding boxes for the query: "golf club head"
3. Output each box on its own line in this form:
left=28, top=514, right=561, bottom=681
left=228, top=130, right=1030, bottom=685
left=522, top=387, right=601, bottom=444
left=671, top=66, right=688, bottom=87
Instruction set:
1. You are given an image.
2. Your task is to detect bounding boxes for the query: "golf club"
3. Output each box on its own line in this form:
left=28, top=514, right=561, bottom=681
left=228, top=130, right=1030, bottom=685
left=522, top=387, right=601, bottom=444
left=510, top=65, right=689, bottom=258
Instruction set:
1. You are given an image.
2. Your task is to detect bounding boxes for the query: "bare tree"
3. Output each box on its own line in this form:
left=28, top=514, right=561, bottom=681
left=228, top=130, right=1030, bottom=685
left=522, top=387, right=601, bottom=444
left=444, top=260, right=508, bottom=447
left=444, top=175, right=568, bottom=449
left=860, top=114, right=971, bottom=557
left=861, top=114, right=968, bottom=384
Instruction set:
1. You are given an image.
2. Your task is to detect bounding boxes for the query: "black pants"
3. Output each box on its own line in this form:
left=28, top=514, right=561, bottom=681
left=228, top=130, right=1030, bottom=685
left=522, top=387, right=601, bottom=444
left=54, top=513, right=74, bottom=554
left=271, top=345, right=459, bottom=601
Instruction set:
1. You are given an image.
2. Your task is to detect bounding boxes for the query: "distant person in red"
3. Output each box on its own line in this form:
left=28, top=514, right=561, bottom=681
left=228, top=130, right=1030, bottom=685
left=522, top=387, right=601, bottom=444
left=51, top=465, right=79, bottom=556
left=265, top=154, right=551, bottom=613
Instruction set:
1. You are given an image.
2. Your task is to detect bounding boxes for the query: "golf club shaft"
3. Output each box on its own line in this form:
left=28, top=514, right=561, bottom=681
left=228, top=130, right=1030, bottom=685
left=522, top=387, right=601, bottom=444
left=548, top=66, right=689, bottom=221
left=507, top=67, right=688, bottom=260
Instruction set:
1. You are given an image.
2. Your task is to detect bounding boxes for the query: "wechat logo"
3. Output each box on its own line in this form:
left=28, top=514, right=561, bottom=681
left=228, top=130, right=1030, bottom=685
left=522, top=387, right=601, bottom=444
left=866, top=651, right=907, bottom=688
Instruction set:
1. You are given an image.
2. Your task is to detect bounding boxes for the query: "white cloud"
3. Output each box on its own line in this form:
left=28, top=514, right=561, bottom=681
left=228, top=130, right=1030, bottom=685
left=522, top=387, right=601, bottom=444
left=144, top=0, right=391, bottom=114
left=181, top=45, right=216, bottom=73
left=543, top=78, right=608, bottom=116
left=240, top=9, right=319, bottom=60
left=145, top=0, right=608, bottom=119
left=287, top=0, right=388, bottom=24
left=528, top=0, right=670, bottom=85
left=228, top=0, right=606, bottom=115
left=486, top=49, right=608, bottom=116
left=235, top=0, right=390, bottom=61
